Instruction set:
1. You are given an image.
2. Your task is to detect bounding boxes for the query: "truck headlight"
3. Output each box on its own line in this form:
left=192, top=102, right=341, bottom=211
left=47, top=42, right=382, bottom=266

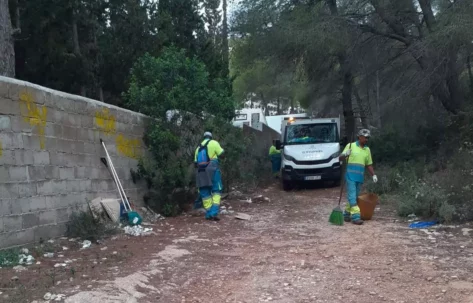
left=331, top=152, right=340, bottom=159
left=284, top=154, right=296, bottom=162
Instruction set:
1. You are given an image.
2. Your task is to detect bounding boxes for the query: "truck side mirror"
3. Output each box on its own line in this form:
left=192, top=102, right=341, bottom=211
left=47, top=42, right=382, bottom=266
left=275, top=140, right=282, bottom=150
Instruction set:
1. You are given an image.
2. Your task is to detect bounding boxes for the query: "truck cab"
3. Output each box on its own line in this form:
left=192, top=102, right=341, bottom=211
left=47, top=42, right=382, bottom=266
left=276, top=117, right=342, bottom=190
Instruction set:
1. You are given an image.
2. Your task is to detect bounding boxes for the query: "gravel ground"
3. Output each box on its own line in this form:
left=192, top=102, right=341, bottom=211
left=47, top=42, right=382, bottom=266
left=2, top=183, right=473, bottom=303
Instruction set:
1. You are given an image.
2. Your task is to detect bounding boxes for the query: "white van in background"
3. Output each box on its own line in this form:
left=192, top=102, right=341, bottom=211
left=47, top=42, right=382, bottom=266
left=276, top=117, right=342, bottom=190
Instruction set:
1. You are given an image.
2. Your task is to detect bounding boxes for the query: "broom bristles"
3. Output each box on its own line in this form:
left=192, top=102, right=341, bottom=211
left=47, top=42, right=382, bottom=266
left=329, top=207, right=344, bottom=226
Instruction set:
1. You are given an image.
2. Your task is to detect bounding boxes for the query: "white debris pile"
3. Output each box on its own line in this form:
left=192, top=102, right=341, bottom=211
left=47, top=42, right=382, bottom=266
left=18, top=253, right=35, bottom=265
left=124, top=225, right=153, bottom=236
left=220, top=205, right=234, bottom=215
left=44, top=292, right=66, bottom=301
left=81, top=240, right=92, bottom=249
left=140, top=207, right=165, bottom=223
left=252, top=195, right=271, bottom=203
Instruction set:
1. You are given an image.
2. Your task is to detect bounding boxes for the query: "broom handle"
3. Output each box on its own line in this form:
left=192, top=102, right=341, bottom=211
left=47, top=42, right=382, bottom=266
left=338, top=135, right=354, bottom=206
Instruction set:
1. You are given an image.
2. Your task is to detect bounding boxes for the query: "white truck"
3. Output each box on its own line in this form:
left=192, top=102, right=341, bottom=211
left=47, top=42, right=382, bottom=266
left=275, top=117, right=343, bottom=190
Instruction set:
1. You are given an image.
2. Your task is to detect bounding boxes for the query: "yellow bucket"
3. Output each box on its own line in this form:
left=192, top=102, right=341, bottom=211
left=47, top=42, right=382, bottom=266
left=357, top=193, right=379, bottom=220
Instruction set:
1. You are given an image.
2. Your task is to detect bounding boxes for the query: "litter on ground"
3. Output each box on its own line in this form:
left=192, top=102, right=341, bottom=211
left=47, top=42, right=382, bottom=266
left=124, top=225, right=153, bottom=236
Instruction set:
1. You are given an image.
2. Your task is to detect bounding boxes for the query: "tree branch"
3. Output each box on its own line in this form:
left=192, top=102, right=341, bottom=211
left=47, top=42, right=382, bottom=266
left=358, top=24, right=411, bottom=45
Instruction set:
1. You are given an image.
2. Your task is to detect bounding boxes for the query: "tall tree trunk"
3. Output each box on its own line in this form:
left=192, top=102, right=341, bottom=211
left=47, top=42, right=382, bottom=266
left=0, top=0, right=16, bottom=77
left=467, top=54, right=473, bottom=94
left=72, top=11, right=86, bottom=96
left=277, top=96, right=281, bottom=115
left=326, top=0, right=355, bottom=137
left=222, top=0, right=229, bottom=77
left=417, top=0, right=436, bottom=32
left=341, top=68, right=355, bottom=137
left=354, top=86, right=369, bottom=129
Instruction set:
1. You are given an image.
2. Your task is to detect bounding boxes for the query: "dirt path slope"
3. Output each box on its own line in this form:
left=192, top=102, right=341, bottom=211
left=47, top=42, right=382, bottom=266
left=3, top=184, right=473, bottom=303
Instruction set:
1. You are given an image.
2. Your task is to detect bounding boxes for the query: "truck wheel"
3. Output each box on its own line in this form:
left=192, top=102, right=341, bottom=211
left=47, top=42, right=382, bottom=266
left=282, top=180, right=293, bottom=191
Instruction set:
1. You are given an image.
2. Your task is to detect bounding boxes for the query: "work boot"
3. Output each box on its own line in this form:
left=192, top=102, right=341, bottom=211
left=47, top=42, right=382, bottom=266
left=212, top=216, right=220, bottom=222
left=344, top=216, right=351, bottom=223
left=352, top=219, right=364, bottom=225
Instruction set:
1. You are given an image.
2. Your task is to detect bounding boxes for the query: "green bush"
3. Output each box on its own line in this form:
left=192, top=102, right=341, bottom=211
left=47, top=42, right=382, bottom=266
left=66, top=211, right=119, bottom=242
left=125, top=48, right=269, bottom=216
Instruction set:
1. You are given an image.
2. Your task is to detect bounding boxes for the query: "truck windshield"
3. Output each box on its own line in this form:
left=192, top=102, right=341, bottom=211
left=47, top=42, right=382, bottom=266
left=285, top=123, right=338, bottom=145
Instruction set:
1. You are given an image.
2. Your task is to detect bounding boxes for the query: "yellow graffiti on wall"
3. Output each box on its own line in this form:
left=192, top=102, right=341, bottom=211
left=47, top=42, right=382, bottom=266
left=19, top=91, right=48, bottom=149
left=95, top=108, right=116, bottom=135
left=116, top=134, right=142, bottom=159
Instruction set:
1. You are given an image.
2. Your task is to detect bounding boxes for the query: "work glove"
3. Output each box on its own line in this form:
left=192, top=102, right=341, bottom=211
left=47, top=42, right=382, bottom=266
left=342, top=149, right=351, bottom=157
left=373, top=175, right=378, bottom=183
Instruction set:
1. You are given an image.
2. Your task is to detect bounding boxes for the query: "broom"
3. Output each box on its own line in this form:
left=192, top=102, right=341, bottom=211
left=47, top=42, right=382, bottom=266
left=329, top=134, right=354, bottom=226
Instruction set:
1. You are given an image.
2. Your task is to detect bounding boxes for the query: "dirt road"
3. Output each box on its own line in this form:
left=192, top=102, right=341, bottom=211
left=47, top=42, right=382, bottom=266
left=3, top=184, right=473, bottom=303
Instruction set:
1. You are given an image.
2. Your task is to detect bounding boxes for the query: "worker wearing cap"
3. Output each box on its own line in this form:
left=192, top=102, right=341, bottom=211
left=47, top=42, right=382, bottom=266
left=269, top=140, right=281, bottom=178
left=195, top=132, right=224, bottom=221
left=339, top=129, right=378, bottom=225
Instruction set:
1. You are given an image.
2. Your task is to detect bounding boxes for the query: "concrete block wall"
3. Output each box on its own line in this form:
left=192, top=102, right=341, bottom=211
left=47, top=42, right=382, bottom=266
left=0, top=76, right=148, bottom=248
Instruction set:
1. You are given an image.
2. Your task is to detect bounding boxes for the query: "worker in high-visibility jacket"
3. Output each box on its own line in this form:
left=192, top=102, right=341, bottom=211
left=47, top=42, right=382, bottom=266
left=269, top=140, right=281, bottom=178
left=195, top=132, right=224, bottom=221
left=339, top=129, right=378, bottom=225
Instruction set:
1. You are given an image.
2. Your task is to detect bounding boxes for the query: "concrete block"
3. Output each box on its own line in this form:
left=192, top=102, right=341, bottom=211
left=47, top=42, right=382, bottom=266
left=7, top=82, right=23, bottom=101
left=0, top=166, right=9, bottom=182
left=22, top=134, right=42, bottom=151
left=59, top=167, right=75, bottom=180
left=33, top=151, right=50, bottom=165
left=26, top=86, right=47, bottom=105
left=27, top=166, right=45, bottom=181
left=0, top=132, right=23, bottom=149
left=83, top=142, right=96, bottom=154
left=87, top=129, right=99, bottom=142
left=62, top=126, right=77, bottom=140
left=45, top=123, right=63, bottom=137
left=36, top=180, right=54, bottom=195
left=45, top=166, right=60, bottom=179
left=9, top=166, right=28, bottom=181
left=22, top=213, right=39, bottom=229
left=0, top=184, right=19, bottom=199
left=53, top=96, right=75, bottom=112
left=0, top=229, right=35, bottom=248
left=10, top=116, right=32, bottom=133
left=79, top=180, right=92, bottom=192
left=14, top=149, right=34, bottom=165
left=18, top=182, right=37, bottom=198
left=0, top=199, right=11, bottom=216
left=70, top=141, right=85, bottom=154
left=38, top=210, right=56, bottom=225
left=45, top=195, right=62, bottom=209
left=4, top=215, right=23, bottom=232
left=63, top=153, right=77, bottom=167
left=81, top=115, right=94, bottom=129
left=12, top=197, right=30, bottom=214
left=74, top=101, right=88, bottom=114
left=49, top=152, right=67, bottom=166
left=74, top=167, right=87, bottom=179
left=46, top=108, right=59, bottom=123
left=56, top=208, right=69, bottom=223
left=44, top=137, right=57, bottom=151
left=0, top=149, right=15, bottom=165
left=53, top=109, right=67, bottom=124
left=55, top=139, right=70, bottom=153
left=66, top=180, right=81, bottom=193
left=0, top=98, right=21, bottom=116
left=0, top=82, right=8, bottom=98
left=0, top=115, right=11, bottom=130
left=65, top=113, right=81, bottom=127
left=51, top=180, right=67, bottom=194
left=64, top=193, right=87, bottom=207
